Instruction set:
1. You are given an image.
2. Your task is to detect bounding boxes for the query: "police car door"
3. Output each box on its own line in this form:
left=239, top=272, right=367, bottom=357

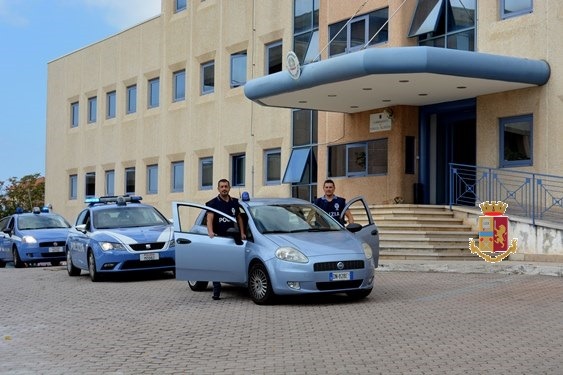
left=172, top=202, right=246, bottom=283
left=341, top=196, right=380, bottom=267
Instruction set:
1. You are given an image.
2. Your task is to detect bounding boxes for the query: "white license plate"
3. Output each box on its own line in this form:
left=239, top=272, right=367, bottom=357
left=329, top=271, right=352, bottom=281
left=48, top=246, right=63, bottom=253
left=140, top=253, right=159, bottom=261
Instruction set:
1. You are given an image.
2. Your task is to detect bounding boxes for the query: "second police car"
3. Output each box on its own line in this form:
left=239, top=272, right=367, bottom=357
left=65, top=195, right=175, bottom=281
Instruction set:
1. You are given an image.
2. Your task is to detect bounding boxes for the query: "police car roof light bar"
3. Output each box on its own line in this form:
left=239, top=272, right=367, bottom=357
left=85, top=195, right=143, bottom=206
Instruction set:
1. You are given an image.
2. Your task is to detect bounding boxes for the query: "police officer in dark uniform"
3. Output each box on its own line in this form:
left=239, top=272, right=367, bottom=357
left=314, top=179, right=354, bottom=225
left=206, top=178, right=246, bottom=300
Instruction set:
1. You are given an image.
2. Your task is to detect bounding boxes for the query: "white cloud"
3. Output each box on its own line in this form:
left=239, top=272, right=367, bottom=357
left=81, top=0, right=161, bottom=30
left=0, top=0, right=29, bottom=27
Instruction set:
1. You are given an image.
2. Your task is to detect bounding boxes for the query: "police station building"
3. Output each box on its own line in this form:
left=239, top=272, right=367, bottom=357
left=46, top=1, right=562, bottom=259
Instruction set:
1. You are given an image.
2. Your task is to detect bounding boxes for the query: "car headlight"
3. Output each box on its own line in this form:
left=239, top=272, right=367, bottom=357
left=100, top=242, right=127, bottom=251
left=275, top=247, right=308, bottom=263
left=168, top=238, right=175, bottom=248
left=22, top=235, right=37, bottom=244
left=362, top=242, right=373, bottom=260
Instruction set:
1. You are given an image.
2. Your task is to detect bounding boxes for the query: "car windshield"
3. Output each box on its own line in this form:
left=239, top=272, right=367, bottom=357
left=93, top=206, right=169, bottom=229
left=249, top=204, right=342, bottom=234
left=18, top=215, right=71, bottom=230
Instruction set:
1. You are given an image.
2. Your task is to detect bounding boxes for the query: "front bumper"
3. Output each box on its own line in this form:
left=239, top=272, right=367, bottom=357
left=94, top=249, right=175, bottom=272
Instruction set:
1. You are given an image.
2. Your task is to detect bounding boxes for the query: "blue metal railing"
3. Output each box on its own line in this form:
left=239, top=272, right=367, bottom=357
left=449, top=163, right=563, bottom=225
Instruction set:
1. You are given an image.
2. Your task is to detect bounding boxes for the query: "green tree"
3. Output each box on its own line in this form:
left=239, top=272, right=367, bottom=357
left=0, top=174, right=45, bottom=217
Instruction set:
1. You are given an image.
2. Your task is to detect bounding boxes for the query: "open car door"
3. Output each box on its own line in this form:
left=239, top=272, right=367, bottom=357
left=172, top=201, right=246, bottom=283
left=341, top=196, right=380, bottom=267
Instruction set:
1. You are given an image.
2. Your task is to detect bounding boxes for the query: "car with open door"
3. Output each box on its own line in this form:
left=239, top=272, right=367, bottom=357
left=173, top=194, right=378, bottom=305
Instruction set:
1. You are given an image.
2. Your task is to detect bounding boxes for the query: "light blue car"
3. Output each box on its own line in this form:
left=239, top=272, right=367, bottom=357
left=173, top=195, right=379, bottom=304
left=0, top=207, right=71, bottom=268
left=66, top=196, right=175, bottom=281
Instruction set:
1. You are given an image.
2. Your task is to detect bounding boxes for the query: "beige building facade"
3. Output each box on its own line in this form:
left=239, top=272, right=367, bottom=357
left=46, top=1, right=562, bottom=256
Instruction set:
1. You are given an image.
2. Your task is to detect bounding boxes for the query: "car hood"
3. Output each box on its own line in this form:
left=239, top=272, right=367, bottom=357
left=92, top=225, right=173, bottom=244
left=264, top=231, right=364, bottom=257
left=19, top=228, right=71, bottom=241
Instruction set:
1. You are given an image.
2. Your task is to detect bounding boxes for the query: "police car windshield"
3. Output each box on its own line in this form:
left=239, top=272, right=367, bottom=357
left=18, top=215, right=71, bottom=230
left=93, top=206, right=168, bottom=229
left=249, top=204, right=341, bottom=234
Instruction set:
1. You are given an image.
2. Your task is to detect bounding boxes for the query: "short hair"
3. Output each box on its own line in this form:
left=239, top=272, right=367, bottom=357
left=323, top=179, right=335, bottom=186
left=217, top=178, right=230, bottom=187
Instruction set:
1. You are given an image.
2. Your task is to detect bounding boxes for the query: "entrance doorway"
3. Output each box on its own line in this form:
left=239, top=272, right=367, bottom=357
left=420, top=99, right=476, bottom=205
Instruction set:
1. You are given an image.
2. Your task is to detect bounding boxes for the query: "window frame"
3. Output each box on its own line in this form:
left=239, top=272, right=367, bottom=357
left=175, top=0, right=187, bottom=12
left=201, top=61, right=215, bottom=95
left=70, top=102, right=79, bottom=128
left=87, top=96, right=97, bottom=123
left=264, top=148, right=282, bottom=185
left=499, top=114, right=533, bottom=168
left=500, top=0, right=533, bottom=20
left=173, top=69, right=186, bottom=102
left=106, top=91, right=116, bottom=119
left=126, top=84, right=137, bottom=114
left=171, top=161, right=184, bottom=193
left=147, top=164, right=159, bottom=195
left=69, top=174, right=78, bottom=200
left=85, top=172, right=96, bottom=198
left=230, top=51, right=247, bottom=88
left=231, top=154, right=246, bottom=187
left=105, top=170, right=115, bottom=196
left=148, top=77, right=160, bottom=108
left=125, top=167, right=136, bottom=194
left=199, top=157, right=213, bottom=190
left=265, top=40, right=283, bottom=75
left=328, top=139, right=388, bottom=178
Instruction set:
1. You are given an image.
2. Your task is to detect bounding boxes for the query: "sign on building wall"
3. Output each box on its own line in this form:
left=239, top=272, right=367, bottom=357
left=369, top=113, right=392, bottom=132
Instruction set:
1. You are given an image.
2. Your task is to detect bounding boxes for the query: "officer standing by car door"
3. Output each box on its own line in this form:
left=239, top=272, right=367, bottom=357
left=315, top=179, right=354, bottom=225
left=206, top=178, right=246, bottom=300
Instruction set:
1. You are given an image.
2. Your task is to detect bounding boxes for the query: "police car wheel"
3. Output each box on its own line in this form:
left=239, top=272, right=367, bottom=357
left=188, top=281, right=209, bottom=291
left=66, top=249, right=81, bottom=276
left=248, top=263, right=275, bottom=305
left=88, top=251, right=103, bottom=282
left=12, top=248, right=25, bottom=268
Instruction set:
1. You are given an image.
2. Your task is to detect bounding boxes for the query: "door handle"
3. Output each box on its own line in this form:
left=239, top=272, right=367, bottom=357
left=371, top=229, right=378, bottom=236
left=176, top=238, right=191, bottom=244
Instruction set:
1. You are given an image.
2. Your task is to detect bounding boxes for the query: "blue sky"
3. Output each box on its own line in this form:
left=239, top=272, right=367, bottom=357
left=0, top=0, right=161, bottom=182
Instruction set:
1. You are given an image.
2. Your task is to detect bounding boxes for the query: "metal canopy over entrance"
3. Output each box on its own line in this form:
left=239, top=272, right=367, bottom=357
left=244, top=46, right=550, bottom=114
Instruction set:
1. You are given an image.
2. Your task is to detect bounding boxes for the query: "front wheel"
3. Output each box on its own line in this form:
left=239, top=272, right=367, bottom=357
left=88, top=251, right=102, bottom=282
left=66, top=249, right=81, bottom=276
left=12, top=248, right=25, bottom=268
left=188, top=281, right=209, bottom=291
left=248, top=263, right=275, bottom=305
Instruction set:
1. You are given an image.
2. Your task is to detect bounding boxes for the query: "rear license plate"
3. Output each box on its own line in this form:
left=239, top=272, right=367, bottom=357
left=140, top=253, right=159, bottom=261
left=48, top=246, right=63, bottom=253
left=329, top=271, right=352, bottom=281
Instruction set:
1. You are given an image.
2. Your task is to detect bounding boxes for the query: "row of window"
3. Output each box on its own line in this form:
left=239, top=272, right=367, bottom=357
left=69, top=149, right=282, bottom=199
left=70, top=43, right=282, bottom=127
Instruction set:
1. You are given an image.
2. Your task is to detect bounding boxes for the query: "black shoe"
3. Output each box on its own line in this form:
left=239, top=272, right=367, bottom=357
left=212, top=296, right=221, bottom=300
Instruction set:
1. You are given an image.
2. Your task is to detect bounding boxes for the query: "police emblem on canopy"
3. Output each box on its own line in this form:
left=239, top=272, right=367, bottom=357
left=469, top=201, right=518, bottom=263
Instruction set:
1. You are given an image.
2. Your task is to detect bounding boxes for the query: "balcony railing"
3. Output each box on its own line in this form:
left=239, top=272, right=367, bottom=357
left=449, top=163, right=563, bottom=225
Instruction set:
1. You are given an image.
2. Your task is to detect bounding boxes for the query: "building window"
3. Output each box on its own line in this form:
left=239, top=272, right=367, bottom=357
left=201, top=61, right=215, bottom=95
left=408, top=0, right=476, bottom=51
left=231, top=154, right=245, bottom=187
left=200, top=157, right=213, bottom=190
left=125, top=167, right=136, bottom=194
left=266, top=41, right=283, bottom=75
left=85, top=172, right=96, bottom=197
left=329, top=8, right=389, bottom=57
left=499, top=114, right=533, bottom=168
left=175, top=0, right=187, bottom=12
left=328, top=139, right=388, bottom=177
left=106, top=91, right=116, bottom=119
left=230, top=51, right=247, bottom=88
left=69, top=174, right=78, bottom=200
left=501, top=0, right=533, bottom=19
left=105, top=170, right=115, bottom=196
left=264, top=149, right=281, bottom=185
left=173, top=70, right=186, bottom=102
left=171, top=161, right=184, bottom=192
left=148, top=78, right=160, bottom=108
left=126, top=84, right=137, bottom=114
left=147, top=165, right=158, bottom=194
left=293, top=0, right=319, bottom=64
left=70, top=102, right=79, bottom=128
left=88, top=96, right=97, bottom=123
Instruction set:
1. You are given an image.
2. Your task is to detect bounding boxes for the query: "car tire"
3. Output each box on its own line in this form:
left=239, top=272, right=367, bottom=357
left=187, top=281, right=209, bottom=291
left=51, top=261, right=61, bottom=267
left=248, top=263, right=275, bottom=305
left=346, top=288, right=372, bottom=300
left=0, top=260, right=5, bottom=268
left=12, top=247, right=25, bottom=268
left=66, top=249, right=81, bottom=276
left=88, top=251, right=102, bottom=282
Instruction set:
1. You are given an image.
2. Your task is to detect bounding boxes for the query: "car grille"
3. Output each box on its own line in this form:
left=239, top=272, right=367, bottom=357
left=316, top=280, right=363, bottom=290
left=39, top=252, right=65, bottom=258
left=129, top=242, right=166, bottom=251
left=39, top=241, right=66, bottom=247
left=314, top=260, right=365, bottom=272
left=121, top=258, right=175, bottom=270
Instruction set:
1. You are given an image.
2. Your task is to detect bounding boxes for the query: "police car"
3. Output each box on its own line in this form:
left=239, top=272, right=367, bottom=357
left=65, top=195, right=175, bottom=281
left=0, top=207, right=71, bottom=268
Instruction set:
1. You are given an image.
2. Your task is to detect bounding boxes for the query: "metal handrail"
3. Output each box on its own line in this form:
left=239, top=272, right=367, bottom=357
left=449, top=163, right=563, bottom=225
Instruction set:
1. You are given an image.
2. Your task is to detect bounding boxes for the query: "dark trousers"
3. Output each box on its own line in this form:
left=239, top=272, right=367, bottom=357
left=212, top=282, right=221, bottom=297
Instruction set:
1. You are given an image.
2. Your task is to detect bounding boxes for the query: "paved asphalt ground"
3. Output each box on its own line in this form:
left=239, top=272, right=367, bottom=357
left=0, top=261, right=562, bottom=375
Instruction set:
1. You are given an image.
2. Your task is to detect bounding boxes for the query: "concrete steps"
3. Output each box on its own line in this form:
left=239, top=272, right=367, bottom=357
left=353, top=204, right=479, bottom=261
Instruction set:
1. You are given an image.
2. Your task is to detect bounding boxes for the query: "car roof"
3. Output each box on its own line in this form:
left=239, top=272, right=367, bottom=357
left=89, top=202, right=151, bottom=211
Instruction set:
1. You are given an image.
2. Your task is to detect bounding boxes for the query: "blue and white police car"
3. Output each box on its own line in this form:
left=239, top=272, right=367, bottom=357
left=65, top=195, right=175, bottom=281
left=0, top=207, right=71, bottom=268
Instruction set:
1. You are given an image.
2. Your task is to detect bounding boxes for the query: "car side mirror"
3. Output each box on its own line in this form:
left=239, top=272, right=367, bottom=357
left=226, top=227, right=243, bottom=246
left=75, top=224, right=87, bottom=234
left=2, top=228, right=12, bottom=236
left=346, top=223, right=362, bottom=233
